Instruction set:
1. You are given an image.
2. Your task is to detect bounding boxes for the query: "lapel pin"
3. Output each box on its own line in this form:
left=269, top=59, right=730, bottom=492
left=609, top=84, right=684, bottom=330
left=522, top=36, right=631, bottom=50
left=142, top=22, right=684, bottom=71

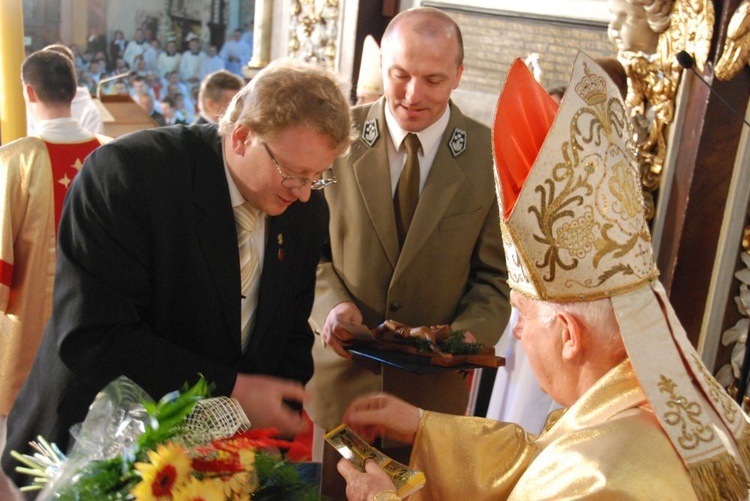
left=277, top=233, right=284, bottom=261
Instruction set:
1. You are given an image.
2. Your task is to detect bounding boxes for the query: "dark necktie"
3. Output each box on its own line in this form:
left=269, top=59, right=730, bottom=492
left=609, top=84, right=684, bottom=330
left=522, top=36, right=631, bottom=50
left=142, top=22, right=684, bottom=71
left=394, top=133, right=421, bottom=248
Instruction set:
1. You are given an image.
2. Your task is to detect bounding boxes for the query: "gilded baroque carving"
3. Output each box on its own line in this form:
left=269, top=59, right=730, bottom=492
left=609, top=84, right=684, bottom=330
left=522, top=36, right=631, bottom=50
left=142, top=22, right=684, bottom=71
left=716, top=228, right=750, bottom=410
left=614, top=0, right=713, bottom=219
left=716, top=0, right=750, bottom=81
left=288, top=0, right=339, bottom=70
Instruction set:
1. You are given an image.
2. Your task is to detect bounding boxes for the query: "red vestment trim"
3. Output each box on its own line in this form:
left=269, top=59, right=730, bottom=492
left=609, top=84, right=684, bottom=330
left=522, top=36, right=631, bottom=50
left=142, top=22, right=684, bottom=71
left=0, top=259, right=12, bottom=288
left=43, top=138, right=101, bottom=234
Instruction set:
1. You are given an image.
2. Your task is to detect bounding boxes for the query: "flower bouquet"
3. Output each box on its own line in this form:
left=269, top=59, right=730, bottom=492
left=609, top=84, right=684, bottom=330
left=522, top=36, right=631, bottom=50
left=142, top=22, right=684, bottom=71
left=11, top=376, right=320, bottom=500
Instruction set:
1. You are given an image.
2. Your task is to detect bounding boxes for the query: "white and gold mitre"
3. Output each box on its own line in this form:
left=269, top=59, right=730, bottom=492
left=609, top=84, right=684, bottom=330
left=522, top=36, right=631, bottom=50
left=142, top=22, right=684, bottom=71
left=356, top=35, right=383, bottom=96
left=494, top=52, right=750, bottom=500
left=493, top=52, right=657, bottom=301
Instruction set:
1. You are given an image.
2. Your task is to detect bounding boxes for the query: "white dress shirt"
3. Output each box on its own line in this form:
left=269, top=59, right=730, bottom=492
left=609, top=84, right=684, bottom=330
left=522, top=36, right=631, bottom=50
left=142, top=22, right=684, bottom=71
left=383, top=103, right=451, bottom=197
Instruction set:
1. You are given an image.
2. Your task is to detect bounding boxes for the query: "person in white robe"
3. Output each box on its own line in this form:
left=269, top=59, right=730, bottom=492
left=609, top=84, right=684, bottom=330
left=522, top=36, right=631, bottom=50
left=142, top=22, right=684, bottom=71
left=220, top=29, right=252, bottom=77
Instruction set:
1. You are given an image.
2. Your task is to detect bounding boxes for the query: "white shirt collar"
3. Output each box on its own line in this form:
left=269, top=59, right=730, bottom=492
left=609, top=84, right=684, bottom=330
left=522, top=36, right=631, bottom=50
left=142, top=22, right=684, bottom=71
left=383, top=101, right=451, bottom=154
left=223, top=147, right=248, bottom=209
left=198, top=111, right=216, bottom=124
left=222, top=140, right=264, bottom=220
left=35, top=117, right=94, bottom=143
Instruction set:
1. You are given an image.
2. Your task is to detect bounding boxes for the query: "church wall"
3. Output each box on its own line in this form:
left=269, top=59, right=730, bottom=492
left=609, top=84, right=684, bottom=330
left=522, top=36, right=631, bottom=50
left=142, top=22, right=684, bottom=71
left=106, top=0, right=168, bottom=41
left=431, top=5, right=616, bottom=126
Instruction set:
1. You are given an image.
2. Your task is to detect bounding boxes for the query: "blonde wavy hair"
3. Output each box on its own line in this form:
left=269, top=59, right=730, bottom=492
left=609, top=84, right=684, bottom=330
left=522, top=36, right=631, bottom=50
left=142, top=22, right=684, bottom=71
left=218, top=58, right=353, bottom=155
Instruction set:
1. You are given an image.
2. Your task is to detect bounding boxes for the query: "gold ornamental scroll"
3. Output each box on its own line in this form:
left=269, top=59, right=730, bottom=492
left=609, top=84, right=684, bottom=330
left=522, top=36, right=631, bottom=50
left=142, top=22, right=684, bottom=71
left=0, top=0, right=27, bottom=145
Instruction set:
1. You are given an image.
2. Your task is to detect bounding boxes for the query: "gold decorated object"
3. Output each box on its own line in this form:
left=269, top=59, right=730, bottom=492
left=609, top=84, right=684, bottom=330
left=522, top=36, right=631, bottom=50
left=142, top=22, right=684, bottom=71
left=616, top=0, right=714, bottom=219
left=288, top=0, right=340, bottom=71
left=716, top=0, right=750, bottom=81
left=324, top=424, right=425, bottom=497
left=658, top=375, right=715, bottom=450
left=495, top=53, right=657, bottom=301
left=493, top=52, right=750, bottom=500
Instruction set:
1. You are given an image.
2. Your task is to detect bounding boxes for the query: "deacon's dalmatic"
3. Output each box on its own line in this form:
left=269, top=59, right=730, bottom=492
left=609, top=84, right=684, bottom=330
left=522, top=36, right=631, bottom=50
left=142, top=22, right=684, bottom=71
left=493, top=52, right=750, bottom=500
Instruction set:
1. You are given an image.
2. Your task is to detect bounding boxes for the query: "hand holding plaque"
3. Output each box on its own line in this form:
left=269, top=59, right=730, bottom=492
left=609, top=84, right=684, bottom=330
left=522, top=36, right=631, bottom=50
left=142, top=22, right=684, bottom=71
left=344, top=320, right=505, bottom=370
left=325, top=424, right=426, bottom=497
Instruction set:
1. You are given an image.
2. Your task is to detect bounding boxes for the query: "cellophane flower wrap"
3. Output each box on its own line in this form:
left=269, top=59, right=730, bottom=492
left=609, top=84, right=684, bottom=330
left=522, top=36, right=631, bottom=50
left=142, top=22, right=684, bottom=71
left=12, top=376, right=319, bottom=500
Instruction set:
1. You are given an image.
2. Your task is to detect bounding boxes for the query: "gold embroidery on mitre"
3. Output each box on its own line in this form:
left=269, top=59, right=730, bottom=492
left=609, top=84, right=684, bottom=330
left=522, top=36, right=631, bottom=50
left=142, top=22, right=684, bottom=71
left=509, top=55, right=658, bottom=301
left=574, top=62, right=607, bottom=106
left=658, top=375, right=715, bottom=450
left=691, top=354, right=739, bottom=425
left=500, top=221, right=534, bottom=293
left=556, top=206, right=596, bottom=260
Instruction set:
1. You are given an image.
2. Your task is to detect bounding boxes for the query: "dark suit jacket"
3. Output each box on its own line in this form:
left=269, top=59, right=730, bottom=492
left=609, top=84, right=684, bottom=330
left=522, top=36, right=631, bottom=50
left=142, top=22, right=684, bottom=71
left=2, top=124, right=328, bottom=486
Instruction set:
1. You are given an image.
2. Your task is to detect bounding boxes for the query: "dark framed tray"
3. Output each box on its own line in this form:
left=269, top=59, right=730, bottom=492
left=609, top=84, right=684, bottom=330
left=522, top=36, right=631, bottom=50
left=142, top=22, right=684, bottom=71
left=348, top=346, right=500, bottom=374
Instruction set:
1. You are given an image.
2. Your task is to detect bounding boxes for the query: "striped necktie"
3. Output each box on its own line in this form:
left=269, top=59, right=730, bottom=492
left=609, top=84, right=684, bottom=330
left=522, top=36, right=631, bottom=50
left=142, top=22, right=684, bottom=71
left=234, top=202, right=260, bottom=300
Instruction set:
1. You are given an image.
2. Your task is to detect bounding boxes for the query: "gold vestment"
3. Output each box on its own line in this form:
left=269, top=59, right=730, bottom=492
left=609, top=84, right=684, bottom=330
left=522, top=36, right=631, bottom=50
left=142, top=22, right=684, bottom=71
left=410, top=360, right=698, bottom=500
left=0, top=136, right=99, bottom=415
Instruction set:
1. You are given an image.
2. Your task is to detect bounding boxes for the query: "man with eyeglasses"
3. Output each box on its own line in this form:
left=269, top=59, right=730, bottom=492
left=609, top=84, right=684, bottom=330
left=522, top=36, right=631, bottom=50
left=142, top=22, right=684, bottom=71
left=2, top=59, right=352, bottom=489
left=305, top=7, right=511, bottom=498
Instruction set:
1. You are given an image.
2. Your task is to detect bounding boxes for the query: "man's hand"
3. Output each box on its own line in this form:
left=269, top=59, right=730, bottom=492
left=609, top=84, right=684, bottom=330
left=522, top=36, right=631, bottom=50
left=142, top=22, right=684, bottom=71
left=462, top=329, right=477, bottom=343
left=342, top=393, right=421, bottom=444
left=231, top=374, right=307, bottom=438
left=337, top=459, right=398, bottom=501
left=322, top=302, right=363, bottom=358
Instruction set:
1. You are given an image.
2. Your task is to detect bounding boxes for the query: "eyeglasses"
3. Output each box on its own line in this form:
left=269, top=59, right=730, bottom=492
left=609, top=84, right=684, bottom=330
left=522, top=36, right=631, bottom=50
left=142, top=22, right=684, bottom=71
left=261, top=141, right=337, bottom=190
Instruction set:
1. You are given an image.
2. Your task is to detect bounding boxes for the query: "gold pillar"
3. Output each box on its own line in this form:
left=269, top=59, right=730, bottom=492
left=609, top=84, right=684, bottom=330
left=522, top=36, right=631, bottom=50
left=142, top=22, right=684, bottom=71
left=0, top=0, right=27, bottom=144
left=71, top=0, right=89, bottom=49
left=247, top=0, right=273, bottom=71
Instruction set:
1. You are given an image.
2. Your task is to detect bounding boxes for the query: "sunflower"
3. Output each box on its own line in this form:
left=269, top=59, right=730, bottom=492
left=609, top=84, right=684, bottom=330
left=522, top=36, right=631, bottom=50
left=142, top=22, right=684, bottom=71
left=219, top=470, right=258, bottom=499
left=132, top=442, right=192, bottom=500
left=172, top=476, right=226, bottom=501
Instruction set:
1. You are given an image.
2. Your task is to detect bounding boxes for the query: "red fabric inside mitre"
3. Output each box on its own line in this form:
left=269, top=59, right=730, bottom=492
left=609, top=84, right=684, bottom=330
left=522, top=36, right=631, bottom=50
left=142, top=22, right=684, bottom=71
left=493, top=59, right=559, bottom=221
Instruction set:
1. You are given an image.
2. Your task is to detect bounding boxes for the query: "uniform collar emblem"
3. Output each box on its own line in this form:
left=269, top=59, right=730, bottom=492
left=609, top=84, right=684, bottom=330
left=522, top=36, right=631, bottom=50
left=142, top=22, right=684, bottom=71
left=362, top=118, right=379, bottom=147
left=448, top=128, right=467, bottom=157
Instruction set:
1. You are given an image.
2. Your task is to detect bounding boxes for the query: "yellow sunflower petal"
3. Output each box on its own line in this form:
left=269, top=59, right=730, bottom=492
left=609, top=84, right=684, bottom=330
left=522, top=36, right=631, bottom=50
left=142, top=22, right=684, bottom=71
left=172, top=476, right=226, bottom=501
left=131, top=442, right=193, bottom=501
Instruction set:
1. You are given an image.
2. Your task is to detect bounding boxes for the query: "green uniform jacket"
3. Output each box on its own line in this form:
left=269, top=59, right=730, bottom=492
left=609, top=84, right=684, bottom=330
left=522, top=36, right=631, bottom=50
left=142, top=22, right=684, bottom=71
left=305, top=98, right=511, bottom=430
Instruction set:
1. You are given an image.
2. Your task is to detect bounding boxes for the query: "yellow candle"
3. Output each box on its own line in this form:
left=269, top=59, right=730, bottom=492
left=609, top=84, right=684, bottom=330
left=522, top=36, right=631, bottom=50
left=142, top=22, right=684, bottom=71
left=0, top=0, right=27, bottom=145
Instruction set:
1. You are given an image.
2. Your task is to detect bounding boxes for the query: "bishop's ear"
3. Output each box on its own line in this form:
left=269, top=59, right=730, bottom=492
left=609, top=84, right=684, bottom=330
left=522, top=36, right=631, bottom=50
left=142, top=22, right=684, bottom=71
left=557, top=311, right=583, bottom=361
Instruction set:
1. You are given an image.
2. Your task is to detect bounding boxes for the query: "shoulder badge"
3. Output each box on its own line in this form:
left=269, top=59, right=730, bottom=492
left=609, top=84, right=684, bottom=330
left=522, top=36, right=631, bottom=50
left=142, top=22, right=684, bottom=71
left=361, top=118, right=379, bottom=147
left=448, top=128, right=467, bottom=157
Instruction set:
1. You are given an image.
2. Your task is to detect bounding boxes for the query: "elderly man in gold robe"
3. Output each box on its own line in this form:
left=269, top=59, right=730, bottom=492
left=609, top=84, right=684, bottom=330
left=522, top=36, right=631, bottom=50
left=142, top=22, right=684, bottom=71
left=336, top=52, right=750, bottom=501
